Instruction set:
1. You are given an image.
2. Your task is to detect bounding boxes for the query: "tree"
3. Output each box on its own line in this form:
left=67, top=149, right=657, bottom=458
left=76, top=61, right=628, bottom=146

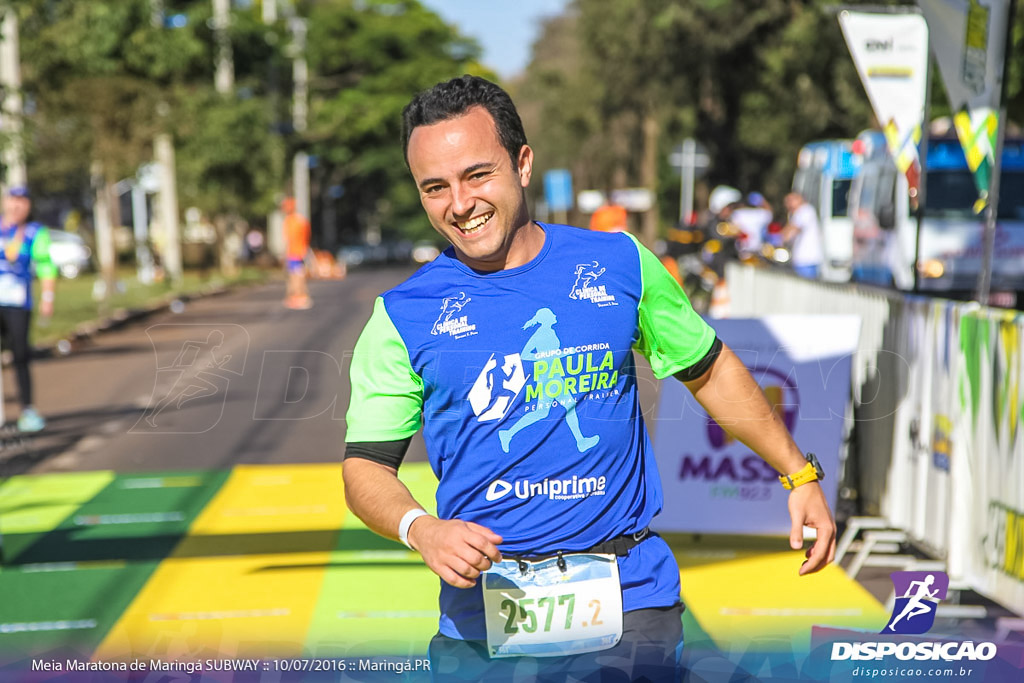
left=15, top=0, right=294, bottom=286
left=303, top=0, right=490, bottom=249
left=516, top=0, right=902, bottom=233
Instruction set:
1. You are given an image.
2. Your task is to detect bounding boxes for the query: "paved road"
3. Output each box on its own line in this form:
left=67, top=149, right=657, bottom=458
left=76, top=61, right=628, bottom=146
left=1, top=265, right=665, bottom=478
left=3, top=269, right=1007, bottom=650
left=1, top=267, right=431, bottom=477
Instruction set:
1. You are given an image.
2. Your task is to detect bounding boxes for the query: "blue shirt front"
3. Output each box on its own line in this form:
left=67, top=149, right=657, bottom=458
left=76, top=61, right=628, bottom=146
left=0, top=222, right=45, bottom=310
left=348, top=224, right=716, bottom=639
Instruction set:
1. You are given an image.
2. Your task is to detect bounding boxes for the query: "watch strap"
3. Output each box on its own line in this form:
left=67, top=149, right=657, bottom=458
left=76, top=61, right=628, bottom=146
left=780, top=460, right=820, bottom=490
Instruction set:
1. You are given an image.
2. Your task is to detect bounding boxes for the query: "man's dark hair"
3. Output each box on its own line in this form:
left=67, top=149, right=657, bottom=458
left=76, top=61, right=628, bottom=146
left=401, top=75, right=527, bottom=169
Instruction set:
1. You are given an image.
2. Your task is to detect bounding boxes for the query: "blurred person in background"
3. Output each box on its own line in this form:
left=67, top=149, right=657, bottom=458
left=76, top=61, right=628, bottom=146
left=782, top=192, right=824, bottom=279
left=730, top=192, right=773, bottom=259
left=0, top=187, right=57, bottom=432
left=282, top=197, right=313, bottom=310
left=588, top=193, right=627, bottom=233
left=699, top=186, right=744, bottom=280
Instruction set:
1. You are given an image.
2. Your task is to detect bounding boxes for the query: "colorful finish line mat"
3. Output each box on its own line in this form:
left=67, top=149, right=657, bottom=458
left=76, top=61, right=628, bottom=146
left=671, top=534, right=889, bottom=652
left=2, top=464, right=891, bottom=673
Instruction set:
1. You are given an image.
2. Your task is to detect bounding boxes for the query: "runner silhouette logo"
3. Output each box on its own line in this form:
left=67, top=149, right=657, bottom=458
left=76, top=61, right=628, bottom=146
left=468, top=353, right=529, bottom=422
left=883, top=571, right=949, bottom=635
left=133, top=324, right=250, bottom=434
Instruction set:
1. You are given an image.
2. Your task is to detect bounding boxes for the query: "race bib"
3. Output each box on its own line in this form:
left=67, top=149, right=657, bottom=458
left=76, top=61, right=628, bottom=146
left=481, top=553, right=622, bottom=658
left=0, top=273, right=27, bottom=307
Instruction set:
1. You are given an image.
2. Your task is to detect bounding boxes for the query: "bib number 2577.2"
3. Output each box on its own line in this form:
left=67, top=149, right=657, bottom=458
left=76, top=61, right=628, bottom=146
left=482, top=554, right=622, bottom=658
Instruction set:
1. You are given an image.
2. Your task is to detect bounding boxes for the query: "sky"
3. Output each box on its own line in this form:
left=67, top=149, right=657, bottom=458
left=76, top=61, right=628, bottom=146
left=418, top=0, right=571, bottom=80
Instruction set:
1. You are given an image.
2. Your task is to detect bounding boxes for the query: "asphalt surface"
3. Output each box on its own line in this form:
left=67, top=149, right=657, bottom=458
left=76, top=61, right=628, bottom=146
left=0, top=267, right=430, bottom=477
left=0, top=265, right=1013, bottom=652
left=1, top=269, right=1009, bottom=620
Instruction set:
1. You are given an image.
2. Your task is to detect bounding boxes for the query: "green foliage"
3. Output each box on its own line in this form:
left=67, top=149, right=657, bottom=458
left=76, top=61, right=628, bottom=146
left=303, top=0, right=490, bottom=244
left=174, top=90, right=284, bottom=217
left=12, top=0, right=487, bottom=247
left=517, top=0, right=913, bottom=224
left=17, top=0, right=286, bottom=225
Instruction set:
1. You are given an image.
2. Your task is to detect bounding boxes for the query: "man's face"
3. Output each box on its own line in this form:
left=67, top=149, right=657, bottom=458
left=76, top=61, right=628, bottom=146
left=3, top=196, right=30, bottom=224
left=784, top=194, right=800, bottom=214
left=407, top=106, right=533, bottom=271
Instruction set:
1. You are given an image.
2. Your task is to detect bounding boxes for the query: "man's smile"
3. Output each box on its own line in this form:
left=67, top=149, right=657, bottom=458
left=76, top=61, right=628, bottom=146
left=456, top=211, right=494, bottom=235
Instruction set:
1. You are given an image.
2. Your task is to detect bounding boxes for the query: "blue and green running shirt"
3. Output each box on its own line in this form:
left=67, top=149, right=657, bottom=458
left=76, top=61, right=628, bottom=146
left=0, top=222, right=57, bottom=310
left=346, top=223, right=716, bottom=640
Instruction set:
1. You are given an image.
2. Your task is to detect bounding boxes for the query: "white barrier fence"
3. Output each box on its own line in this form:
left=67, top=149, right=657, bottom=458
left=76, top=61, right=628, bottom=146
left=726, top=262, right=1024, bottom=617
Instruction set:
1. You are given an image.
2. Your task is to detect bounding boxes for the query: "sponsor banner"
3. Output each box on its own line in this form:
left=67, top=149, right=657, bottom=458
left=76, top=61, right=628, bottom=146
left=728, top=264, right=1024, bottom=621
left=652, top=315, right=858, bottom=535
left=839, top=11, right=929, bottom=193
left=961, top=308, right=1024, bottom=615
left=922, top=302, right=957, bottom=554
left=918, top=0, right=1012, bottom=205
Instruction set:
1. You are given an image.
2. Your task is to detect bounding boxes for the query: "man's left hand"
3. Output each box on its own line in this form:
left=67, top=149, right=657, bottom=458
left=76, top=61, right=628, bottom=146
left=787, top=482, right=836, bottom=575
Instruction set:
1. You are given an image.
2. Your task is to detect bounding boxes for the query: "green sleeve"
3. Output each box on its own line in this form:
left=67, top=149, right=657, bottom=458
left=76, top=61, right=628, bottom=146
left=345, top=296, right=424, bottom=442
left=626, top=233, right=716, bottom=379
left=31, top=228, right=58, bottom=280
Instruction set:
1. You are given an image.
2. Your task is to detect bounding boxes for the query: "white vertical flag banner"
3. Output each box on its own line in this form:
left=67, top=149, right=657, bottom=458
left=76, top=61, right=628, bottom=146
left=839, top=11, right=930, bottom=197
left=918, top=0, right=1012, bottom=209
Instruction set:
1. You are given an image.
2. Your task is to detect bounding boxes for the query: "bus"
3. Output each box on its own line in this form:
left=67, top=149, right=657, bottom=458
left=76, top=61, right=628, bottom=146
left=848, top=131, right=1024, bottom=303
left=792, top=140, right=859, bottom=282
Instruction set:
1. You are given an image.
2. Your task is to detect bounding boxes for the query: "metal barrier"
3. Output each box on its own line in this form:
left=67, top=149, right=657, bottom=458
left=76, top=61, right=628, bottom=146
left=725, top=262, right=1023, bottom=617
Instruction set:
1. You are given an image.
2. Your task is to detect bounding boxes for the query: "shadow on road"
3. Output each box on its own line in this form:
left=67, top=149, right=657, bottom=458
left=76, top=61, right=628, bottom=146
left=0, top=405, right=146, bottom=478
left=4, top=527, right=412, bottom=567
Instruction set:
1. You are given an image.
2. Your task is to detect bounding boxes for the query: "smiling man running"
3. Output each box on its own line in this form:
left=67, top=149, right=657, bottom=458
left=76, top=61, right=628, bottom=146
left=342, top=75, right=835, bottom=681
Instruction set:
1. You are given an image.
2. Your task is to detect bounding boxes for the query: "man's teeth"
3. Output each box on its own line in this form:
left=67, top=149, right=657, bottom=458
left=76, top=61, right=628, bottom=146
left=457, top=213, right=492, bottom=233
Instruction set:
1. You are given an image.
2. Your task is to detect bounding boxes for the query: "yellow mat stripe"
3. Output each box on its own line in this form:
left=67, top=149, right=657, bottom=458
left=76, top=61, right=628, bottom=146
left=94, top=464, right=346, bottom=659
left=0, top=471, right=115, bottom=534
left=679, top=550, right=889, bottom=651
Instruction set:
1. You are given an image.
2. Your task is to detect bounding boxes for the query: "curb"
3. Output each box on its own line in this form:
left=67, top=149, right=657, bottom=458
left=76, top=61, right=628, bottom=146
left=33, top=277, right=275, bottom=360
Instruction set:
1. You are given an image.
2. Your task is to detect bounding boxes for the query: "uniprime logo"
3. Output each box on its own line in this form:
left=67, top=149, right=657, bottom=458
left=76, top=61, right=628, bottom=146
left=485, top=475, right=607, bottom=502
left=884, top=571, right=948, bottom=635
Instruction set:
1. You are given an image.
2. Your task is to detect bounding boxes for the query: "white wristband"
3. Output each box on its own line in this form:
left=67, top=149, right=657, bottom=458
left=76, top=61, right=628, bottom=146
left=398, top=509, right=430, bottom=549
left=41, top=291, right=54, bottom=303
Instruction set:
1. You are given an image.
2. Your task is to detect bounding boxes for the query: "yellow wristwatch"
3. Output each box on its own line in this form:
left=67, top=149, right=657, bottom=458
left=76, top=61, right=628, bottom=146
left=779, top=453, right=824, bottom=490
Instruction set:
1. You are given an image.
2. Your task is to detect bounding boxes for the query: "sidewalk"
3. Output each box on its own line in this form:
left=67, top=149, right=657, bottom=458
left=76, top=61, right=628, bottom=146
left=29, top=267, right=275, bottom=356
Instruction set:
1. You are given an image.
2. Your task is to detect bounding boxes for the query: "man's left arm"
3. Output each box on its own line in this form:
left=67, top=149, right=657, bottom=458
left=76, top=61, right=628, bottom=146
left=627, top=233, right=835, bottom=575
left=681, top=344, right=835, bottom=575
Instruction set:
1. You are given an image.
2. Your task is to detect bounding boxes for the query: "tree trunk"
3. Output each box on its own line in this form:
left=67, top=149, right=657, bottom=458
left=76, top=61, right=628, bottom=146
left=215, top=214, right=240, bottom=278
left=640, top=108, right=660, bottom=248
left=90, top=160, right=117, bottom=300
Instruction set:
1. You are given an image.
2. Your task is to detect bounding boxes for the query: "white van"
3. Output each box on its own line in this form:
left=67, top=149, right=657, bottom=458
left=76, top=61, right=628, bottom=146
left=792, top=140, right=858, bottom=282
left=848, top=131, right=1024, bottom=302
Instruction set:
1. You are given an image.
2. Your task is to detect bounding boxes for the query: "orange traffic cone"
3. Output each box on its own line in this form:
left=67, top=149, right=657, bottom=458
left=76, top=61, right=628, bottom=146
left=284, top=295, right=313, bottom=310
left=709, top=280, right=730, bottom=318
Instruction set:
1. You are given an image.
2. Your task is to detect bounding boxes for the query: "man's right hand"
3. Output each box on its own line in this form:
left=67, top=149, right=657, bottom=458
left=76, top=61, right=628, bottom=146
left=407, top=516, right=503, bottom=588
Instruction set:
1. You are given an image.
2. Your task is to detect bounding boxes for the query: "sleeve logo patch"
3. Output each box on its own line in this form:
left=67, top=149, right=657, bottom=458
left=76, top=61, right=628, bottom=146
left=431, top=292, right=478, bottom=338
left=569, top=261, right=617, bottom=306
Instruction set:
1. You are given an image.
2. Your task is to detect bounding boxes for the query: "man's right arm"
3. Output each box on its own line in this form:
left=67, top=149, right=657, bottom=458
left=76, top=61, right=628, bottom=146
left=344, top=297, right=502, bottom=587
left=343, top=456, right=502, bottom=588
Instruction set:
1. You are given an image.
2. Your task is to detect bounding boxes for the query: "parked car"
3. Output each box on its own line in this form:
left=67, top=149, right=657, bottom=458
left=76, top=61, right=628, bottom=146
left=337, top=243, right=389, bottom=268
left=412, top=240, right=441, bottom=263
left=336, top=240, right=416, bottom=268
left=46, top=229, right=92, bottom=279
